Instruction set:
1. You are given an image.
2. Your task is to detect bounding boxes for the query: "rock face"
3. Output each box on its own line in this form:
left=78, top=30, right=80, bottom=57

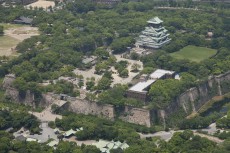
left=2, top=74, right=54, bottom=108
left=3, top=74, right=35, bottom=106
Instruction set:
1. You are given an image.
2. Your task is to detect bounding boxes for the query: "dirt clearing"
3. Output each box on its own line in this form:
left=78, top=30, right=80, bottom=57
left=0, top=24, right=39, bottom=56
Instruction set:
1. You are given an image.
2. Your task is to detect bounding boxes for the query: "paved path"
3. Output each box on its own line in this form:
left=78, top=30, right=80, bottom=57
left=111, top=55, right=143, bottom=86
left=74, top=55, right=143, bottom=87
left=139, top=130, right=184, bottom=141
left=154, top=7, right=200, bottom=11
left=13, top=122, right=58, bottom=143
left=74, top=66, right=102, bottom=86
left=25, top=100, right=66, bottom=143
left=29, top=100, right=65, bottom=122
left=28, top=122, right=58, bottom=143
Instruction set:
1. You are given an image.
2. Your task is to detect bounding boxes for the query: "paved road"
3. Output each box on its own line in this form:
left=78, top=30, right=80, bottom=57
left=28, top=122, right=58, bottom=143
left=139, top=130, right=185, bottom=141
left=139, top=123, right=224, bottom=144
left=25, top=101, right=66, bottom=143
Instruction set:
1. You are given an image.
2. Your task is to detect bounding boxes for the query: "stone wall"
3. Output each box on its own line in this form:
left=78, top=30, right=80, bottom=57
left=67, top=98, right=115, bottom=120
left=159, top=71, right=230, bottom=120
left=2, top=74, right=54, bottom=108
left=3, top=71, right=230, bottom=127
left=119, top=106, right=151, bottom=127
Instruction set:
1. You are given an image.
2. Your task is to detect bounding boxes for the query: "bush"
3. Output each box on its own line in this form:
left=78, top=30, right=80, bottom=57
left=48, top=121, right=56, bottom=129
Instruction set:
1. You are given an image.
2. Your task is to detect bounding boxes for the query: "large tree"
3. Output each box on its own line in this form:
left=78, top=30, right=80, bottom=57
left=0, top=25, right=3, bottom=36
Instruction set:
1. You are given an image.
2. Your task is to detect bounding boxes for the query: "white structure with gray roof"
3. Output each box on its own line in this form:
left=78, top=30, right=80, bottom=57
left=93, top=139, right=129, bottom=153
left=127, top=69, right=176, bottom=102
left=150, top=69, right=175, bottom=79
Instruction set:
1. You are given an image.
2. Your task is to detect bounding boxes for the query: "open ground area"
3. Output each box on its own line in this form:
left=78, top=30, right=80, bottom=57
left=0, top=23, right=39, bottom=57
left=170, top=45, right=217, bottom=62
left=26, top=0, right=55, bottom=9
left=73, top=55, right=143, bottom=87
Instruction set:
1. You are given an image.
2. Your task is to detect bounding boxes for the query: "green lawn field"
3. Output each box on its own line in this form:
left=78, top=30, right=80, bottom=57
left=0, top=35, right=20, bottom=56
left=170, top=45, right=217, bottom=62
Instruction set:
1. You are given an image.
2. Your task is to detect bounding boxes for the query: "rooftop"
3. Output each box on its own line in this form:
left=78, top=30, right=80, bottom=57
left=147, top=17, right=163, bottom=24
left=63, top=129, right=76, bottom=137
left=26, top=138, right=37, bottom=142
left=150, top=69, right=175, bottom=79
left=47, top=140, right=58, bottom=147
left=82, top=56, right=97, bottom=64
left=129, top=80, right=156, bottom=92
left=93, top=139, right=129, bottom=153
left=14, top=16, right=33, bottom=24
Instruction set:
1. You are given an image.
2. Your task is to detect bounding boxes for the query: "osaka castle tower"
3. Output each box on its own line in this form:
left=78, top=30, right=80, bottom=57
left=136, top=17, right=171, bottom=49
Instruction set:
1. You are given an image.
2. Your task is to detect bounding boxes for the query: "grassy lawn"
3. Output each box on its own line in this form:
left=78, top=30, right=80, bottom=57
left=0, top=35, right=20, bottom=56
left=170, top=45, right=217, bottom=62
left=0, top=23, right=26, bottom=30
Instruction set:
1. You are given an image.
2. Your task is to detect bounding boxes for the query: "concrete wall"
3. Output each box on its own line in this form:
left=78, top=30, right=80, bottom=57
left=119, top=106, right=151, bottom=127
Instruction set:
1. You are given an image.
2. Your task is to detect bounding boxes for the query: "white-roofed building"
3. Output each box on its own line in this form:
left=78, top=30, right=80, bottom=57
left=47, top=140, right=58, bottom=147
left=150, top=69, right=175, bottom=80
left=92, top=139, right=129, bottom=153
left=63, top=129, right=76, bottom=138
left=26, top=138, right=37, bottom=142
left=127, top=80, right=156, bottom=102
left=127, top=69, right=176, bottom=102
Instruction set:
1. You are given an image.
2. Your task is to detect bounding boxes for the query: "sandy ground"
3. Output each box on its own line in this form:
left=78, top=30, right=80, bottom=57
left=26, top=0, right=55, bottom=9
left=4, top=26, right=39, bottom=41
left=1, top=26, right=39, bottom=56
left=74, top=66, right=102, bottom=86
left=73, top=55, right=143, bottom=87
left=111, top=55, right=143, bottom=86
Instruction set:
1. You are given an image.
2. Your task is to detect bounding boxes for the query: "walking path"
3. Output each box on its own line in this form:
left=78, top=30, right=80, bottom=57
left=74, top=55, right=143, bottom=87
left=154, top=7, right=200, bottom=11
left=21, top=100, right=67, bottom=143
left=29, top=100, right=66, bottom=122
